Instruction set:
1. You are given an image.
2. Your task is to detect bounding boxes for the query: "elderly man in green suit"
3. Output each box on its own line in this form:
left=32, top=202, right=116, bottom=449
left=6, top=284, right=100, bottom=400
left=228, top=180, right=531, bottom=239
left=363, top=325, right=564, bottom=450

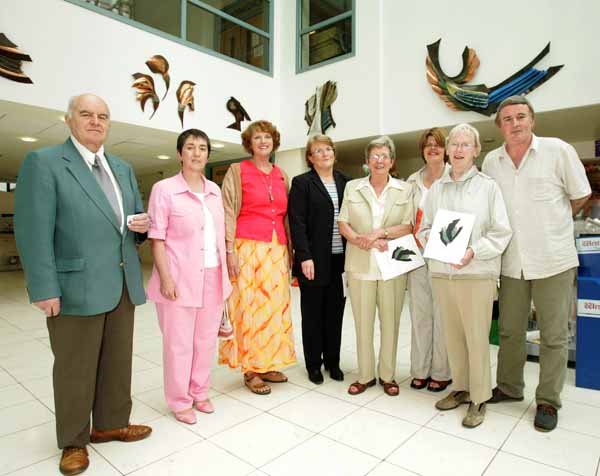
left=15, top=94, right=152, bottom=476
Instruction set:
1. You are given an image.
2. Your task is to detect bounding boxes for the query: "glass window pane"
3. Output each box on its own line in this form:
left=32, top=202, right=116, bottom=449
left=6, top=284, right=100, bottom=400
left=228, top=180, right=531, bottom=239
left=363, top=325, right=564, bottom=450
left=200, top=0, right=270, bottom=32
left=187, top=3, right=269, bottom=71
left=82, top=0, right=182, bottom=37
left=301, top=17, right=351, bottom=68
left=301, top=0, right=352, bottom=29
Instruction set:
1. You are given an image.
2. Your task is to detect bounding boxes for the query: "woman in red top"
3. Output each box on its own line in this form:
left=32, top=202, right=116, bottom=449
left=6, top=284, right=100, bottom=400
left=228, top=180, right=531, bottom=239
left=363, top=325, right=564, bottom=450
left=219, top=120, right=296, bottom=394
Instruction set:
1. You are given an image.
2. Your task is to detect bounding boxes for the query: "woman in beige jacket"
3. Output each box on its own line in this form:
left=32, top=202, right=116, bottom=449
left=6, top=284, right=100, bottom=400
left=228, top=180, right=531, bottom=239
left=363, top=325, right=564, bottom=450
left=418, top=123, right=512, bottom=428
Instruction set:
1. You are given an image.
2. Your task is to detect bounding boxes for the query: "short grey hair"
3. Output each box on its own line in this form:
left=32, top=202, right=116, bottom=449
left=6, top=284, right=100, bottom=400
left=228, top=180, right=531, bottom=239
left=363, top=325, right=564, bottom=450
left=447, top=123, right=482, bottom=157
left=365, top=135, right=396, bottom=161
left=65, top=94, right=111, bottom=119
left=494, top=95, right=535, bottom=126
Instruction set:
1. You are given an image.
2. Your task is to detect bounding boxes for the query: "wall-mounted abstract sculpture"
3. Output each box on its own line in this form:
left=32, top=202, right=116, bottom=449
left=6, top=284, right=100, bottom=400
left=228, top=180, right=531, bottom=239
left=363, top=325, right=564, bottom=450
left=305, top=80, right=338, bottom=135
left=145, top=55, right=170, bottom=100
left=226, top=96, right=251, bottom=131
left=426, top=39, right=563, bottom=116
left=0, top=33, right=33, bottom=84
left=176, top=81, right=196, bottom=128
left=131, top=73, right=160, bottom=118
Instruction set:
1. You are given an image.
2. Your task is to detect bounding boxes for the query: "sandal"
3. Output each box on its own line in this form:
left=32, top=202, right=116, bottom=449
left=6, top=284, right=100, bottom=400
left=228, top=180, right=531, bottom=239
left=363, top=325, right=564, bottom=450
left=347, top=378, right=376, bottom=395
left=260, top=371, right=288, bottom=383
left=410, top=377, right=430, bottom=390
left=379, top=378, right=399, bottom=396
left=244, top=372, right=271, bottom=395
left=427, top=379, right=452, bottom=393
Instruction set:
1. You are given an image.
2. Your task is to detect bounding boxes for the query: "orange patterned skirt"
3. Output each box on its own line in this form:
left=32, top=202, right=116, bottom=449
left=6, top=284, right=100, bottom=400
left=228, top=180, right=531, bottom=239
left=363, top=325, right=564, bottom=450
left=218, top=234, right=296, bottom=373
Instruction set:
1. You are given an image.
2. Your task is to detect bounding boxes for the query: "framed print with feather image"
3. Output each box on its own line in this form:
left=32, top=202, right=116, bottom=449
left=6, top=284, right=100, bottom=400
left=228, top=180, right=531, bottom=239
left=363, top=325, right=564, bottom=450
left=375, top=234, right=425, bottom=281
left=423, top=209, right=475, bottom=264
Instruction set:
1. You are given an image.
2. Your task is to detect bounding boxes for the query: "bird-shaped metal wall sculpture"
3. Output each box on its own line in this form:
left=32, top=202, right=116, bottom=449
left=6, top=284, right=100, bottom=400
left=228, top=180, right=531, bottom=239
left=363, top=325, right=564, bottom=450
left=131, top=73, right=160, bottom=118
left=305, top=80, right=338, bottom=135
left=145, top=55, right=170, bottom=100
left=0, top=33, right=33, bottom=84
left=176, top=80, right=196, bottom=128
left=226, top=96, right=251, bottom=131
left=426, top=39, right=563, bottom=116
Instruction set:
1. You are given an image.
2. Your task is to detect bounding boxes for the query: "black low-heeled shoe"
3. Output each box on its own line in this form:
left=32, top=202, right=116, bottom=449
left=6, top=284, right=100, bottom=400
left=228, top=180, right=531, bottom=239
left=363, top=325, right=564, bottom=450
left=307, top=368, right=324, bottom=384
left=328, top=367, right=344, bottom=381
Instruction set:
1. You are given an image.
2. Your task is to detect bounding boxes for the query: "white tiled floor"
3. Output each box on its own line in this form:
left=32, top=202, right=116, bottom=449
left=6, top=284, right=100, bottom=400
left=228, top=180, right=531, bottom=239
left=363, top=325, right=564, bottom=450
left=1, top=269, right=600, bottom=476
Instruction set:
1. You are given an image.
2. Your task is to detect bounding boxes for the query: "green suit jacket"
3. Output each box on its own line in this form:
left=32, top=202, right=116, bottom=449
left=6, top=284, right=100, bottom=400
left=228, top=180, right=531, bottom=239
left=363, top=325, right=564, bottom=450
left=15, top=138, right=147, bottom=316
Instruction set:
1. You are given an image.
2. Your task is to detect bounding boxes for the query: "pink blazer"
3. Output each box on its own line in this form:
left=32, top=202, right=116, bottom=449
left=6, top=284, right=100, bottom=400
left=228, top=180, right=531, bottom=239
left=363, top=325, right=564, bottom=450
left=146, top=172, right=232, bottom=307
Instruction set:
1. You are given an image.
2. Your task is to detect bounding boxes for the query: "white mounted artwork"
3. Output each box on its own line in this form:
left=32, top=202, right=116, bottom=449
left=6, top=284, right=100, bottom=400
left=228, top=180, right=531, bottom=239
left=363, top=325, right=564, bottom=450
left=423, top=209, right=475, bottom=264
left=375, top=234, right=425, bottom=281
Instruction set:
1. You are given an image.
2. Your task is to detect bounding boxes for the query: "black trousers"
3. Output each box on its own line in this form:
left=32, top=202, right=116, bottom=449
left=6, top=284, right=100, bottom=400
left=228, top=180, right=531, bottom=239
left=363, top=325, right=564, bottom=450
left=299, top=254, right=346, bottom=371
left=46, top=286, right=135, bottom=448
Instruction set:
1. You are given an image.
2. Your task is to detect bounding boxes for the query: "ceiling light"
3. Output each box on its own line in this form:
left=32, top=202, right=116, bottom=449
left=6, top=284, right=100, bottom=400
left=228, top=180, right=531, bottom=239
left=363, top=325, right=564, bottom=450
left=59, top=115, right=66, bottom=122
left=212, top=143, right=225, bottom=149
left=156, top=154, right=170, bottom=160
left=20, top=136, right=38, bottom=142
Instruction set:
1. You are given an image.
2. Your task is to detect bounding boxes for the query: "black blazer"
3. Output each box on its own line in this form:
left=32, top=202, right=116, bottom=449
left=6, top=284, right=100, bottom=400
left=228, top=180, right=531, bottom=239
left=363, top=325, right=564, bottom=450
left=288, top=169, right=351, bottom=286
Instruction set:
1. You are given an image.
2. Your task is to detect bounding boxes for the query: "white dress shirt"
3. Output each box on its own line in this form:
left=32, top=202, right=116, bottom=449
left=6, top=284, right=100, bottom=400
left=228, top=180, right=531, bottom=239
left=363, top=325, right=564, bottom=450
left=70, top=135, right=125, bottom=232
left=192, top=192, right=219, bottom=268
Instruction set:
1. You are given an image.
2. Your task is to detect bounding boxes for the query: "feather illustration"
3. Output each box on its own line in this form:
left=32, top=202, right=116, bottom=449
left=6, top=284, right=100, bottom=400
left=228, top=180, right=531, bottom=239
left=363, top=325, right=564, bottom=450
left=226, top=96, right=251, bottom=131
left=0, top=33, right=33, bottom=84
left=131, top=73, right=160, bottom=118
left=426, top=39, right=563, bottom=116
left=439, top=219, right=463, bottom=246
left=176, top=80, right=196, bottom=128
left=391, top=247, right=417, bottom=262
left=145, top=55, right=170, bottom=100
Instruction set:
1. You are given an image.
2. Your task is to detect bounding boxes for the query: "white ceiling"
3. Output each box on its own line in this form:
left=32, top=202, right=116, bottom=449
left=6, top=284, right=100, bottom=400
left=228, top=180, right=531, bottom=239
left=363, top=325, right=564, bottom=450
left=1, top=99, right=599, bottom=182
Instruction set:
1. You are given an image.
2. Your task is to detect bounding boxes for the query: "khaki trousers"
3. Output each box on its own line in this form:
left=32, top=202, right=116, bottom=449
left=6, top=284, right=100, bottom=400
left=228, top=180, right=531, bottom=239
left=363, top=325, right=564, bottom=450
left=347, top=275, right=406, bottom=383
left=497, top=268, right=575, bottom=409
left=407, top=264, right=450, bottom=381
left=431, top=277, right=495, bottom=405
left=47, top=286, right=134, bottom=449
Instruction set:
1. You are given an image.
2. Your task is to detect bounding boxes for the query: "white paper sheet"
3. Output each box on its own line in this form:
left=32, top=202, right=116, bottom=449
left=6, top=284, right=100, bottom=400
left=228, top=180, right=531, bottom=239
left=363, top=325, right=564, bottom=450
left=374, top=234, right=425, bottom=281
left=423, top=209, right=475, bottom=264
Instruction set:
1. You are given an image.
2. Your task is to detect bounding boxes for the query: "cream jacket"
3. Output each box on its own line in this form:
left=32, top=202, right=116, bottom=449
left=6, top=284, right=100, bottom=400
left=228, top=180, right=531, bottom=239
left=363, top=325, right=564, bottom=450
left=418, top=166, right=512, bottom=279
left=338, top=176, right=413, bottom=277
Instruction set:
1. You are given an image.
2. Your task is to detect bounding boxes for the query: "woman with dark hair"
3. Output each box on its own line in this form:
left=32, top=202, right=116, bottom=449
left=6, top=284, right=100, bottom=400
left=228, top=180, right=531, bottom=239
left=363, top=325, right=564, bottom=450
left=219, top=120, right=297, bottom=395
left=406, top=127, right=452, bottom=392
left=147, top=129, right=232, bottom=424
left=288, top=134, right=351, bottom=384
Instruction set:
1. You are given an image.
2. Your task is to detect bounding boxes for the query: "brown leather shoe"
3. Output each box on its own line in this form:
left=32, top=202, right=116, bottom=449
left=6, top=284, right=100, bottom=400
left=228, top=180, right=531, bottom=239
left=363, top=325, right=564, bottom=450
left=90, top=424, right=152, bottom=443
left=59, top=446, right=89, bottom=476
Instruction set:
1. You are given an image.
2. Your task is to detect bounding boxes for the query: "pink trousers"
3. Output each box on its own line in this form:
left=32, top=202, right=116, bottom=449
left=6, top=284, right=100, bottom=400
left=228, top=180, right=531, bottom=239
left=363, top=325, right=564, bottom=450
left=156, top=267, right=223, bottom=413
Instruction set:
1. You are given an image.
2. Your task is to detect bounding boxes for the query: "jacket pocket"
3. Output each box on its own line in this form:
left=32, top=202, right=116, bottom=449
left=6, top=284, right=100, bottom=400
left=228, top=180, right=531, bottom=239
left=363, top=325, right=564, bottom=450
left=56, top=258, right=85, bottom=307
left=55, top=258, right=85, bottom=272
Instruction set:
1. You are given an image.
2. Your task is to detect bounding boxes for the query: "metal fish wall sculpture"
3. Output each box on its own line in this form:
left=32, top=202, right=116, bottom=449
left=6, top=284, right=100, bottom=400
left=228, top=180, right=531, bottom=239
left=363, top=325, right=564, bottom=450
left=176, top=80, right=196, bottom=128
left=439, top=219, right=463, bottom=246
left=0, top=33, right=33, bottom=84
left=145, top=55, right=170, bottom=100
left=391, top=247, right=417, bottom=262
left=226, top=96, right=251, bottom=131
left=305, top=80, right=338, bottom=135
left=131, top=73, right=160, bottom=118
left=426, top=39, right=563, bottom=116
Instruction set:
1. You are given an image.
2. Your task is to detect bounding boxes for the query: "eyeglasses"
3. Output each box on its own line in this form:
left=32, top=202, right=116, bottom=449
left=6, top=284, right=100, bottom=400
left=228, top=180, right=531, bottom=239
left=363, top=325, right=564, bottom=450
left=368, top=154, right=391, bottom=162
left=447, top=143, right=474, bottom=150
left=312, top=146, right=334, bottom=156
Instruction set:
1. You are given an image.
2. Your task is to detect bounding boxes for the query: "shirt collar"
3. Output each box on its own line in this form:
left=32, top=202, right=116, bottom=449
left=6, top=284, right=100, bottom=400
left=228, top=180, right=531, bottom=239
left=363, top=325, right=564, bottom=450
left=172, top=171, right=219, bottom=196
left=440, top=165, right=478, bottom=183
left=70, top=135, right=105, bottom=167
left=356, top=175, right=405, bottom=191
left=500, top=133, right=539, bottom=160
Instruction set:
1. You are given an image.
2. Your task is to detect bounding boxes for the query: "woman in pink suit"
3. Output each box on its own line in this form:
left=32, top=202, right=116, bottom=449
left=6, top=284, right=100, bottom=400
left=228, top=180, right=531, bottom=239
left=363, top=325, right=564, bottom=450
left=147, top=129, right=232, bottom=424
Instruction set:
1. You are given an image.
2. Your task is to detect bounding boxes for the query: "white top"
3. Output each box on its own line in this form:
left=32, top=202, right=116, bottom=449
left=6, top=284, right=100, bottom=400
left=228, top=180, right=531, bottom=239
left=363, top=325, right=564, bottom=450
left=192, top=192, right=219, bottom=268
left=70, top=135, right=125, bottom=232
left=482, top=135, right=591, bottom=280
left=351, top=176, right=406, bottom=280
left=321, top=180, right=344, bottom=254
left=418, top=166, right=513, bottom=279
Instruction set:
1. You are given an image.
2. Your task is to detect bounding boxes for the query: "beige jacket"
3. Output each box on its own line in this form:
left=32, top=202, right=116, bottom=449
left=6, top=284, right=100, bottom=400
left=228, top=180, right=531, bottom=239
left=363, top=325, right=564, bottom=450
left=338, top=176, right=413, bottom=276
left=418, top=166, right=512, bottom=280
left=221, top=161, right=292, bottom=249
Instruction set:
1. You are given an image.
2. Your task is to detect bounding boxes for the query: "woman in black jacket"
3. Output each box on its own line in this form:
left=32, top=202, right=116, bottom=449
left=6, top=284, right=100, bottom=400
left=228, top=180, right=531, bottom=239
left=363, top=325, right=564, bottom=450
left=288, top=134, right=351, bottom=384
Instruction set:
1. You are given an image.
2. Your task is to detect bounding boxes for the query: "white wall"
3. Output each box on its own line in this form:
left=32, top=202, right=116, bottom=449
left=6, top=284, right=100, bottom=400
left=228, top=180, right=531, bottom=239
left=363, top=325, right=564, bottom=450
left=1, top=0, right=279, bottom=145
left=381, top=0, right=600, bottom=134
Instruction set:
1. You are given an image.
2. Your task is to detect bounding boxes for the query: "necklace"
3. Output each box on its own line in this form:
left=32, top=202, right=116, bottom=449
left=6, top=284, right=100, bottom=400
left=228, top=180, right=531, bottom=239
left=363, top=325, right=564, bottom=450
left=259, top=169, right=274, bottom=202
